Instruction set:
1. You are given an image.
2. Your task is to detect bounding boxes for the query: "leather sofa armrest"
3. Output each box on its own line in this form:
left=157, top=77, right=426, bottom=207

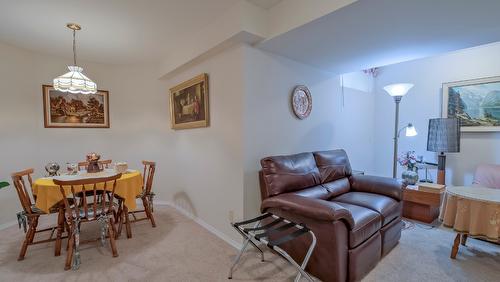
left=349, top=174, right=405, bottom=201
left=261, top=193, right=354, bottom=228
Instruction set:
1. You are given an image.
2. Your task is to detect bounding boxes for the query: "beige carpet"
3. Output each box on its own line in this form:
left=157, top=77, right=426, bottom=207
left=0, top=206, right=498, bottom=281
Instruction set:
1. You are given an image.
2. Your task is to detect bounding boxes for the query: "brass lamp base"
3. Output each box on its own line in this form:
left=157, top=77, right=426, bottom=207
left=437, top=153, right=446, bottom=185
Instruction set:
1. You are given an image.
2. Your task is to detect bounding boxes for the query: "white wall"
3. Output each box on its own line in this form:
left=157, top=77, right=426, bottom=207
left=0, top=41, right=248, bottom=243
left=242, top=46, right=375, bottom=218
left=0, top=1, right=382, bottom=238
left=5, top=34, right=497, bottom=247
left=374, top=43, right=500, bottom=185
left=266, top=0, right=357, bottom=38
left=0, top=42, right=172, bottom=226
left=162, top=45, right=245, bottom=242
left=161, top=44, right=376, bottom=238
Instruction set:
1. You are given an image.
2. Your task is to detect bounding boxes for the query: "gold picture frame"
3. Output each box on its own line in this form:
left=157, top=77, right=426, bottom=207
left=169, top=73, right=209, bottom=130
left=42, top=85, right=110, bottom=128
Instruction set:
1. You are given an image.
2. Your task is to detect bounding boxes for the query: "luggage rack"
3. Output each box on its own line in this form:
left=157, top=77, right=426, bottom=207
left=228, top=213, right=316, bottom=282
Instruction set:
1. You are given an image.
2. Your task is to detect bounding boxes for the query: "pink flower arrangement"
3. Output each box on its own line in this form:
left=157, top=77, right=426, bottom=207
left=398, top=151, right=417, bottom=171
left=86, top=152, right=100, bottom=162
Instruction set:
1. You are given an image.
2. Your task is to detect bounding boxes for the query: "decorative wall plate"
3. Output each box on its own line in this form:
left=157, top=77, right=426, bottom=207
left=291, top=85, right=312, bottom=119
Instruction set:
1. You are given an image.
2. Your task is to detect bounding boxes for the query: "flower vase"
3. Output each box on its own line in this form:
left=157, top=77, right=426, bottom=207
left=402, top=169, right=418, bottom=185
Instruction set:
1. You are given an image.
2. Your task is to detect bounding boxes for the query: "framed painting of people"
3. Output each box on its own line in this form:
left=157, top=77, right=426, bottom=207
left=43, top=85, right=110, bottom=128
left=169, top=73, right=209, bottom=130
left=443, top=76, right=500, bottom=132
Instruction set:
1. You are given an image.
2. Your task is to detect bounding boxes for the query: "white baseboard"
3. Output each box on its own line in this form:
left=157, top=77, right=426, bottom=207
left=157, top=200, right=242, bottom=249
left=0, top=220, right=18, bottom=231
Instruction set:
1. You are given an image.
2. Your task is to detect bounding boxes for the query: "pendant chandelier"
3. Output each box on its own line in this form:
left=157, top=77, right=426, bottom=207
left=53, top=23, right=97, bottom=94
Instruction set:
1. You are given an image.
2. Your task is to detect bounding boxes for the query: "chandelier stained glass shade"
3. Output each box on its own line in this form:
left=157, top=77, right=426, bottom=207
left=53, top=65, right=97, bottom=94
left=53, top=23, right=97, bottom=94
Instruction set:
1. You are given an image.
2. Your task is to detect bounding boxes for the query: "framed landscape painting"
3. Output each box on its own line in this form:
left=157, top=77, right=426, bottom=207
left=443, top=76, right=500, bottom=132
left=169, top=73, right=209, bottom=130
left=43, top=85, right=110, bottom=128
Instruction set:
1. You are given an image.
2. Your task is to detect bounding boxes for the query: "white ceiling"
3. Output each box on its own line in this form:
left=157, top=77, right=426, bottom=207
left=246, top=0, right=282, bottom=10
left=0, top=0, right=236, bottom=65
left=3, top=0, right=499, bottom=74
left=259, top=0, right=500, bottom=74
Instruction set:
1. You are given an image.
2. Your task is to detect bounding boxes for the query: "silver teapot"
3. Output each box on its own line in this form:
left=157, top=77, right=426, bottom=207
left=45, top=162, right=60, bottom=177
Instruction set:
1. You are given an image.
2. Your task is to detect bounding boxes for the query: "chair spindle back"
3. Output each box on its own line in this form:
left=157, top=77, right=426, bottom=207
left=11, top=169, right=35, bottom=214
left=54, top=173, right=121, bottom=220
left=142, top=161, right=156, bottom=195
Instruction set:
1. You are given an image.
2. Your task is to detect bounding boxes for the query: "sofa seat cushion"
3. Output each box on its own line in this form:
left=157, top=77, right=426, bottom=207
left=332, top=201, right=381, bottom=248
left=334, top=192, right=401, bottom=226
left=292, top=185, right=329, bottom=200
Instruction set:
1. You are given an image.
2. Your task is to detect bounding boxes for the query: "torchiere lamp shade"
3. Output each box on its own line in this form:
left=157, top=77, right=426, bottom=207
left=427, top=118, right=460, bottom=153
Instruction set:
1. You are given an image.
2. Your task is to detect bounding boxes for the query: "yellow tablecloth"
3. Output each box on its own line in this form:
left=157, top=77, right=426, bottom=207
left=439, top=186, right=500, bottom=241
left=33, top=171, right=143, bottom=213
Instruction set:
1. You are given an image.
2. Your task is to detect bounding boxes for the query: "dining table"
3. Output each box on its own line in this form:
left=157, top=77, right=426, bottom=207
left=32, top=169, right=143, bottom=238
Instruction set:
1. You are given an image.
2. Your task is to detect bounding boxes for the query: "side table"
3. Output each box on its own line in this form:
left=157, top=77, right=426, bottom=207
left=439, top=186, right=500, bottom=259
left=402, top=185, right=444, bottom=223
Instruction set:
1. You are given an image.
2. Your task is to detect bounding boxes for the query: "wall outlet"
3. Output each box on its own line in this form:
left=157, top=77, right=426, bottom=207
left=228, top=210, right=235, bottom=223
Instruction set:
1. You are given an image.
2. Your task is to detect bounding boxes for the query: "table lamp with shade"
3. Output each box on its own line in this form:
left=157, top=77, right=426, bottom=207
left=384, top=83, right=418, bottom=178
left=427, top=118, right=461, bottom=185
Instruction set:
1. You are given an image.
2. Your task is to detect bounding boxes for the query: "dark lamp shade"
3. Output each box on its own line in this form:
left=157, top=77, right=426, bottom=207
left=427, top=118, right=460, bottom=153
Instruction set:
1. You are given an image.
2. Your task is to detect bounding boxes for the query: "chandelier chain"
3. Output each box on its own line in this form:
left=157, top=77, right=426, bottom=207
left=53, top=23, right=97, bottom=94
left=72, top=29, right=77, bottom=66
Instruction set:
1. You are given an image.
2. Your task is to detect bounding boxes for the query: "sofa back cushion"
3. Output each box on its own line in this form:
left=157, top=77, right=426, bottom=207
left=313, top=149, right=352, bottom=183
left=322, top=178, right=351, bottom=198
left=260, top=152, right=321, bottom=198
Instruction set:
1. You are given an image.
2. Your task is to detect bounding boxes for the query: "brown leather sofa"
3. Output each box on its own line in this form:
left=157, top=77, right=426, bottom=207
left=259, top=149, right=404, bottom=282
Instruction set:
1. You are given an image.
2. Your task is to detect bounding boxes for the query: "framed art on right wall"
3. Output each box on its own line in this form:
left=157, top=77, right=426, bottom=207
left=442, top=76, right=500, bottom=132
left=169, top=73, right=209, bottom=130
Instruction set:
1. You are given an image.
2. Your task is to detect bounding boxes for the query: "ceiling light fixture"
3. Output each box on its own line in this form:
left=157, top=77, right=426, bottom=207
left=53, top=23, right=97, bottom=94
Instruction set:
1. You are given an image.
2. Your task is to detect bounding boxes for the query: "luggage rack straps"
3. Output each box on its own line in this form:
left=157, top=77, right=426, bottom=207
left=254, top=222, right=296, bottom=241
left=243, top=218, right=282, bottom=232
left=268, top=227, right=310, bottom=247
left=233, top=213, right=272, bottom=227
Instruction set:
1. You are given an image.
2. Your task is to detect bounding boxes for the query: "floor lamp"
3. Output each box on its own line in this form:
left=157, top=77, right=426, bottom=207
left=383, top=83, right=416, bottom=178
left=427, top=118, right=461, bottom=185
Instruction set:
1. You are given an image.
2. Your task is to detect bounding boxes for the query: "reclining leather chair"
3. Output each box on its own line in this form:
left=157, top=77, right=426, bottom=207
left=259, top=149, right=404, bottom=282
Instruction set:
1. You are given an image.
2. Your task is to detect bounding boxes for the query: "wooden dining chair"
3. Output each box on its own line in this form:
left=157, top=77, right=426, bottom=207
left=117, top=161, right=156, bottom=238
left=132, top=161, right=156, bottom=226
left=77, top=159, right=113, bottom=171
left=54, top=173, right=121, bottom=270
left=11, top=168, right=67, bottom=260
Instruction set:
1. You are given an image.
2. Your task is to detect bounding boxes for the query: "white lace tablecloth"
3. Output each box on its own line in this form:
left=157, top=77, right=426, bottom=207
left=439, top=186, right=500, bottom=241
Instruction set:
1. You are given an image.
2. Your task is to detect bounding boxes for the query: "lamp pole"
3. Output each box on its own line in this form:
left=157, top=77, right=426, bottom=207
left=384, top=83, right=414, bottom=179
left=392, top=96, right=402, bottom=178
